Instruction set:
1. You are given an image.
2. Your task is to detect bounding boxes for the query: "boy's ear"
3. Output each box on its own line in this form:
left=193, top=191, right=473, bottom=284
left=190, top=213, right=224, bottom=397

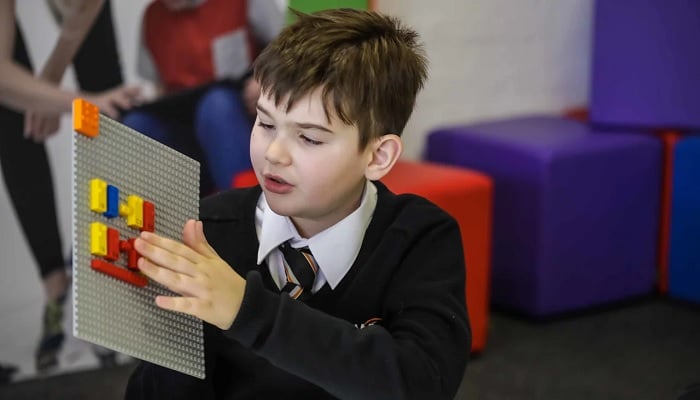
left=364, top=134, right=403, bottom=181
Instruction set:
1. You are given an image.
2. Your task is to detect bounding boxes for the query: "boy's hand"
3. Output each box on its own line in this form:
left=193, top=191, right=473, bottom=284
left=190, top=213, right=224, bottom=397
left=134, top=219, right=246, bottom=330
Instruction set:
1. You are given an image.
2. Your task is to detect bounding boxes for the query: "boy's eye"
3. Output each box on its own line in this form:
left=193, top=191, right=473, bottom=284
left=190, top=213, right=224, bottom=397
left=257, top=121, right=274, bottom=130
left=300, top=134, right=323, bottom=145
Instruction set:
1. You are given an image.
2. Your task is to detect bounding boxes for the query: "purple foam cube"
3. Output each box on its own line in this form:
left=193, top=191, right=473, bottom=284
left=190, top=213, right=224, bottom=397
left=426, top=116, right=662, bottom=317
left=590, top=0, right=700, bottom=129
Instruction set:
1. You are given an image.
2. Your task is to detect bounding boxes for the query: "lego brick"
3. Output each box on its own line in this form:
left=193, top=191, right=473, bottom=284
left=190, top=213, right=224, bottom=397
left=142, top=201, right=155, bottom=232
left=73, top=98, right=100, bottom=137
left=125, top=238, right=139, bottom=270
left=124, top=195, right=144, bottom=229
left=72, top=112, right=203, bottom=378
left=90, top=259, right=148, bottom=287
left=90, top=222, right=108, bottom=257
left=104, top=185, right=120, bottom=218
left=90, top=178, right=108, bottom=213
left=106, top=228, right=120, bottom=261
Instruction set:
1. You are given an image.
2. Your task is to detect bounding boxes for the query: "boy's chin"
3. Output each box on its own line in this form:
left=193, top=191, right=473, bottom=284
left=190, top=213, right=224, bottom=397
left=265, top=199, right=297, bottom=217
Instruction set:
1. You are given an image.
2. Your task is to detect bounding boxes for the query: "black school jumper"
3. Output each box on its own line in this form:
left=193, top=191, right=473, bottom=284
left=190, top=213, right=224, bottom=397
left=126, top=181, right=471, bottom=400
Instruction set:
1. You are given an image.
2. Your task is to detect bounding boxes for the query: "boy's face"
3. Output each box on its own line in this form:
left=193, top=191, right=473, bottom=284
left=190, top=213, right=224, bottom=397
left=250, top=87, right=375, bottom=238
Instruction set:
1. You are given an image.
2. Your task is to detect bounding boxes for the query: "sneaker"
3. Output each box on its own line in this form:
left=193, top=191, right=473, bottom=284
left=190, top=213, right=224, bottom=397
left=35, top=295, right=66, bottom=372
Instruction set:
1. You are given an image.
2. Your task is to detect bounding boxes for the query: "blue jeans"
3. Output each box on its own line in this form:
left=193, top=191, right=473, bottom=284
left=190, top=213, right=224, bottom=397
left=122, top=86, right=253, bottom=194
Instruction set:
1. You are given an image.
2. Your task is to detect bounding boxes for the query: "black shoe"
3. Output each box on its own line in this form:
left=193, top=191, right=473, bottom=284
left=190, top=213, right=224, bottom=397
left=35, top=295, right=66, bottom=372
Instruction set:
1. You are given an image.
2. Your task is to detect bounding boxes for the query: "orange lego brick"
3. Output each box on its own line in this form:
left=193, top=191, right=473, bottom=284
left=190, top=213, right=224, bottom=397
left=142, top=201, right=155, bottom=232
left=106, top=228, right=120, bottom=261
left=73, top=98, right=100, bottom=137
left=91, top=259, right=147, bottom=287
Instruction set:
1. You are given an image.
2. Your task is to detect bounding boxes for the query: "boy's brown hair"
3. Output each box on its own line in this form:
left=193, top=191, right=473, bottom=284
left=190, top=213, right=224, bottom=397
left=253, top=8, right=428, bottom=149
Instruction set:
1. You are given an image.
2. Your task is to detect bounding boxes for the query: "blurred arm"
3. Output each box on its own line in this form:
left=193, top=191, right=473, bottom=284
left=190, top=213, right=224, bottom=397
left=40, top=0, right=106, bottom=83
left=0, top=0, right=76, bottom=115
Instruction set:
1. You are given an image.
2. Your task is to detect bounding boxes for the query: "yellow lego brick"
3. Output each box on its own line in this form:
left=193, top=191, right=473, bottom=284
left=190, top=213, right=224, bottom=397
left=90, top=222, right=108, bottom=257
left=126, top=195, right=144, bottom=229
left=90, top=178, right=108, bottom=213
left=73, top=98, right=100, bottom=137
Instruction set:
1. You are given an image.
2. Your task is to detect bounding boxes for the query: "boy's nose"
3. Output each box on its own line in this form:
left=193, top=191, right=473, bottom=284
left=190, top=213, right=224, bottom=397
left=265, top=137, right=291, bottom=165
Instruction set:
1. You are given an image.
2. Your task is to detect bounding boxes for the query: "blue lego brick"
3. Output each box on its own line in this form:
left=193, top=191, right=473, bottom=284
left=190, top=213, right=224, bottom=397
left=104, top=185, right=120, bottom=218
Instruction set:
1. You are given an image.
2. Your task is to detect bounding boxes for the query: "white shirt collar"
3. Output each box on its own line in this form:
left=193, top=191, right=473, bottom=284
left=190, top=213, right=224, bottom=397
left=256, top=180, right=378, bottom=289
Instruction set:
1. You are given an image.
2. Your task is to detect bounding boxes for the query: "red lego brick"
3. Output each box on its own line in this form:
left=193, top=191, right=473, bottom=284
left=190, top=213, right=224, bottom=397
left=90, top=259, right=147, bottom=287
left=125, top=238, right=139, bottom=270
left=119, top=239, right=132, bottom=252
left=106, top=228, right=120, bottom=261
left=142, top=201, right=155, bottom=232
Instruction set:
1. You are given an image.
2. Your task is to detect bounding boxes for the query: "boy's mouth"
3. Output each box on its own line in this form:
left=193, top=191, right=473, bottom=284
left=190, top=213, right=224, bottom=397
left=265, top=174, right=288, bottom=184
left=263, top=174, right=293, bottom=195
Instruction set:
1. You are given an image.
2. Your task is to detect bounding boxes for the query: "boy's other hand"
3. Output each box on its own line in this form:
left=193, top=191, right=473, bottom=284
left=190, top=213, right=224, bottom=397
left=134, top=220, right=246, bottom=330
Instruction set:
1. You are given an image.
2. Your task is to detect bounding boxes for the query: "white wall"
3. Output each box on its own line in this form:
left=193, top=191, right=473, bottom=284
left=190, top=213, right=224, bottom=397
left=377, top=0, right=593, bottom=158
left=1, top=0, right=592, bottom=297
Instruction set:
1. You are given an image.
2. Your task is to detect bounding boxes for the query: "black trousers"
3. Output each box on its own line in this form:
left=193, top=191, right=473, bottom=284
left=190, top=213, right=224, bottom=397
left=0, top=1, right=123, bottom=278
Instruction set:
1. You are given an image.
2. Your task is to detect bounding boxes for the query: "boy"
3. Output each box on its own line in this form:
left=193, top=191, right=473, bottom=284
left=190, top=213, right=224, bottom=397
left=126, top=8, right=470, bottom=399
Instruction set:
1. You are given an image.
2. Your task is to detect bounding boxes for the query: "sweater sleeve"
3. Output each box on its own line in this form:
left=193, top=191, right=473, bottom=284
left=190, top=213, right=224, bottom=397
left=224, top=215, right=471, bottom=400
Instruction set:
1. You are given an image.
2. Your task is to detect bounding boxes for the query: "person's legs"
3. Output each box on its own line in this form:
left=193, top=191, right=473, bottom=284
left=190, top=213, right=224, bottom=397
left=121, top=110, right=179, bottom=149
left=0, top=113, right=69, bottom=371
left=194, top=86, right=253, bottom=191
left=3, top=22, right=69, bottom=372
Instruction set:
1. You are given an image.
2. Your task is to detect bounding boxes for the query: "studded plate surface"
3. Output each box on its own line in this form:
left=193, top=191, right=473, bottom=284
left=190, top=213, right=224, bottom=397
left=71, top=113, right=204, bottom=378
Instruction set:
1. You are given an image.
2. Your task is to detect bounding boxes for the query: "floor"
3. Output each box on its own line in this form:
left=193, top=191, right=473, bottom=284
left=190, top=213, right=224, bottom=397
left=1, top=187, right=699, bottom=399
left=2, top=297, right=700, bottom=400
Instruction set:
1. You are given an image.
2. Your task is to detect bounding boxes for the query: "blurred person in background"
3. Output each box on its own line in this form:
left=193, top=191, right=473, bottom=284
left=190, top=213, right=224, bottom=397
left=122, top=0, right=285, bottom=195
left=0, top=0, right=140, bottom=375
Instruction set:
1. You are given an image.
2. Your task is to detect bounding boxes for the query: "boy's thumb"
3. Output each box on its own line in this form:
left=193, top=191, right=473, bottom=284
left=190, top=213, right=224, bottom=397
left=183, top=220, right=218, bottom=257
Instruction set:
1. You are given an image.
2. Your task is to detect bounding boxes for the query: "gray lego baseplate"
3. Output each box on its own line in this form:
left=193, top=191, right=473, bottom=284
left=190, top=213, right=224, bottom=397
left=71, top=101, right=205, bottom=378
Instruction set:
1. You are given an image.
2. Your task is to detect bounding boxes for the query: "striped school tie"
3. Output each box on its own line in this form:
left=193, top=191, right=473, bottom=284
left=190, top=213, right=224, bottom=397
left=278, top=242, right=318, bottom=300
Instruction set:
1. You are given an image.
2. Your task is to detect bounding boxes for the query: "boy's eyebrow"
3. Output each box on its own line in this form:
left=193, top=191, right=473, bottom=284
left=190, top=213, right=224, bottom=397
left=256, top=104, right=334, bottom=133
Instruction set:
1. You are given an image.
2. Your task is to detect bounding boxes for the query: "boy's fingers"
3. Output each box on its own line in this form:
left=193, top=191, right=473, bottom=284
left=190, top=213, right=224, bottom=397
left=182, top=220, right=218, bottom=257
left=139, top=230, right=201, bottom=264
left=196, top=220, right=219, bottom=256
left=155, top=295, right=202, bottom=320
left=139, top=257, right=200, bottom=295
left=135, top=238, right=198, bottom=277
